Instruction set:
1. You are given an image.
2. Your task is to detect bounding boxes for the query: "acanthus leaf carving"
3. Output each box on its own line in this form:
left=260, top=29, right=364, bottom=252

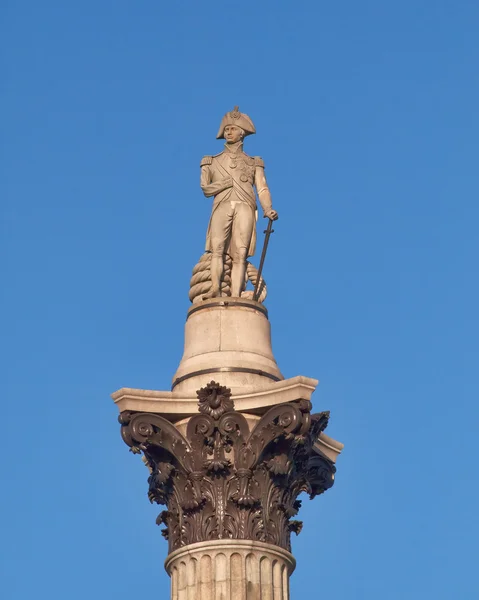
left=119, top=381, right=337, bottom=553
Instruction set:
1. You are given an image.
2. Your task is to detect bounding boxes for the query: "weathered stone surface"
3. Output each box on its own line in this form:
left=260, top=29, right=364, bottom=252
left=111, top=375, right=321, bottom=416
left=172, top=299, right=283, bottom=394
left=165, top=539, right=295, bottom=600
left=199, top=107, right=278, bottom=300
left=119, top=381, right=336, bottom=555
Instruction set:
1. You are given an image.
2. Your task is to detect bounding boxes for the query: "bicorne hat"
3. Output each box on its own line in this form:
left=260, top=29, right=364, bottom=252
left=216, top=106, right=256, bottom=139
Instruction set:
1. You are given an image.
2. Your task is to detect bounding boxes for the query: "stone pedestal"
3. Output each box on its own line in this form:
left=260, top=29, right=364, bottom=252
left=165, top=540, right=295, bottom=600
left=172, top=298, right=283, bottom=394
left=113, top=298, right=343, bottom=599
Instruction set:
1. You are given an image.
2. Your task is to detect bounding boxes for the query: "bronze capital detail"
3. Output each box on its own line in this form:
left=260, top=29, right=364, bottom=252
left=119, top=382, right=336, bottom=553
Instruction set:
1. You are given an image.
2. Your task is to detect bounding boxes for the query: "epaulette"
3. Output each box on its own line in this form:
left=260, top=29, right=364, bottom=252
left=254, top=156, right=265, bottom=168
left=200, top=155, right=213, bottom=167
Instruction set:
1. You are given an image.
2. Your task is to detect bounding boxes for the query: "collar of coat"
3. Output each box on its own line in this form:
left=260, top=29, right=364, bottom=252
left=223, top=141, right=244, bottom=155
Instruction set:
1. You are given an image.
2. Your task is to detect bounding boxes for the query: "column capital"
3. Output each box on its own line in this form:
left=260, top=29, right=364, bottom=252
left=119, top=381, right=336, bottom=554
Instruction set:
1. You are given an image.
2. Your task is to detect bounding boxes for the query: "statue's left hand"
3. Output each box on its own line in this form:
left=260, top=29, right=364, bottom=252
left=264, top=209, right=278, bottom=221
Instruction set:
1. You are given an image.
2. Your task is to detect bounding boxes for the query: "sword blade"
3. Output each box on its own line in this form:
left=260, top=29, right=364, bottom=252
left=253, top=218, right=274, bottom=301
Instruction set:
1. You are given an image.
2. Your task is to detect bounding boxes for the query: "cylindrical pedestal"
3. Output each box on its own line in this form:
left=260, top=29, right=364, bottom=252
left=172, top=298, right=283, bottom=394
left=165, top=539, right=295, bottom=600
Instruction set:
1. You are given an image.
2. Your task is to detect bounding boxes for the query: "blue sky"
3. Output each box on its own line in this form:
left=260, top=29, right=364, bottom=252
left=2, top=1, right=478, bottom=598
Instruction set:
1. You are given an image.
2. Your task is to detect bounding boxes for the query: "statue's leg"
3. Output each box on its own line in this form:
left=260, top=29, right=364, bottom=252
left=205, top=203, right=233, bottom=298
left=230, top=204, right=254, bottom=298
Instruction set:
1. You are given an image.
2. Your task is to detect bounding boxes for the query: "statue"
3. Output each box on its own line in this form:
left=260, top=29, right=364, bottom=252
left=198, top=106, right=278, bottom=299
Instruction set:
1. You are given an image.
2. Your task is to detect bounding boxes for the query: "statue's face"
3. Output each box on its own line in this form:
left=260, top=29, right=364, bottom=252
left=224, top=125, right=244, bottom=143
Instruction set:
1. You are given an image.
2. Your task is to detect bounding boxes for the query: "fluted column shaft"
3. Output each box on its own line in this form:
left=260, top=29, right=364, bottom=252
left=165, top=540, right=295, bottom=600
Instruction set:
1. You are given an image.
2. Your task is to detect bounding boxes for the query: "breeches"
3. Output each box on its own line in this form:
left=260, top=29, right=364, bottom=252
left=209, top=201, right=255, bottom=259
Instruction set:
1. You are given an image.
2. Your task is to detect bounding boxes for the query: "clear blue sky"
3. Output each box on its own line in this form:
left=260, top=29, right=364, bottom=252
left=2, top=1, right=478, bottom=598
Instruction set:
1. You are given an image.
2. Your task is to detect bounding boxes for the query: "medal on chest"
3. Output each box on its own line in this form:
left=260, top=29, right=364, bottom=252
left=228, top=155, right=254, bottom=184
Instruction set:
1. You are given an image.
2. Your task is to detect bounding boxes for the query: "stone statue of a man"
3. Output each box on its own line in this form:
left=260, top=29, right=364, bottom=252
left=200, top=107, right=278, bottom=299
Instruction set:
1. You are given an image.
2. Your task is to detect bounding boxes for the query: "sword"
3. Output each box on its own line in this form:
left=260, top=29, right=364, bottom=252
left=253, top=218, right=275, bottom=302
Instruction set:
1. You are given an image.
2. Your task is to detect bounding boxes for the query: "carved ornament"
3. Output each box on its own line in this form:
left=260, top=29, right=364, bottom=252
left=119, top=381, right=336, bottom=553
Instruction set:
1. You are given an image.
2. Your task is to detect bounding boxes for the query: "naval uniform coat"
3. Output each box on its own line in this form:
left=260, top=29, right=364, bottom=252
left=200, top=144, right=271, bottom=258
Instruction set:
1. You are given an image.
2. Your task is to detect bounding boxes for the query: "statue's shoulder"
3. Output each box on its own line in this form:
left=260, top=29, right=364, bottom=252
left=240, top=153, right=264, bottom=168
left=200, top=152, right=223, bottom=167
left=200, top=155, right=213, bottom=167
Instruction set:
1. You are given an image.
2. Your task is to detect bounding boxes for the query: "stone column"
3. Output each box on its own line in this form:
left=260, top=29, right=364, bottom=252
left=118, top=380, right=339, bottom=600
left=165, top=540, right=295, bottom=600
left=115, top=300, right=343, bottom=599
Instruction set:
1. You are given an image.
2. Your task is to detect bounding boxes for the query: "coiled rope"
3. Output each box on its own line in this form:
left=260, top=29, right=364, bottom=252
left=189, top=253, right=267, bottom=303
